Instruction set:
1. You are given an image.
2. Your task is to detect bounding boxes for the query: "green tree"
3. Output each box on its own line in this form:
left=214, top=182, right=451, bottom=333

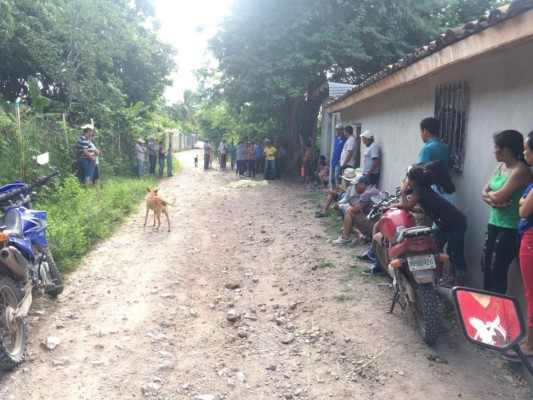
left=0, top=0, right=177, bottom=181
left=210, top=0, right=500, bottom=167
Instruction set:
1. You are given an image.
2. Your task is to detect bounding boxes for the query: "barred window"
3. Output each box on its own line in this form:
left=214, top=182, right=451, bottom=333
left=434, top=82, right=469, bottom=172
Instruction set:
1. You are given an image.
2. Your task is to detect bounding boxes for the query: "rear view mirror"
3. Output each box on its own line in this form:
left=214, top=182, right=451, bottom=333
left=453, top=287, right=523, bottom=351
left=36, top=153, right=49, bottom=165
left=452, top=287, right=533, bottom=375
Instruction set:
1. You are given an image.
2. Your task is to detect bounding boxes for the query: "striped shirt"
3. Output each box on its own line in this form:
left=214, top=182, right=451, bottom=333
left=77, top=135, right=91, bottom=159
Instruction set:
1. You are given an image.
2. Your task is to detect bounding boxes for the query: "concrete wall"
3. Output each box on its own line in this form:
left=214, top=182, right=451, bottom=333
left=337, top=40, right=533, bottom=300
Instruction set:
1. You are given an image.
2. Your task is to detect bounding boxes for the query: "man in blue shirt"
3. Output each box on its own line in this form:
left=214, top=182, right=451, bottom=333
left=419, top=117, right=450, bottom=168
left=330, top=123, right=346, bottom=188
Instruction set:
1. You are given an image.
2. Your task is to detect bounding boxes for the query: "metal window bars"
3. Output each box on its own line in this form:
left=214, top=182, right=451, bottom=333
left=434, top=82, right=469, bottom=172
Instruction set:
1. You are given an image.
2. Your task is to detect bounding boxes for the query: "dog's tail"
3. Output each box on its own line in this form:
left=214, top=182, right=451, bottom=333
left=165, top=198, right=177, bottom=206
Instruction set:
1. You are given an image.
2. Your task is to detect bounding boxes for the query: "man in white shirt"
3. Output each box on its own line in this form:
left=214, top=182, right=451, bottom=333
left=361, top=130, right=381, bottom=186
left=218, top=138, right=228, bottom=170
left=340, top=125, right=357, bottom=172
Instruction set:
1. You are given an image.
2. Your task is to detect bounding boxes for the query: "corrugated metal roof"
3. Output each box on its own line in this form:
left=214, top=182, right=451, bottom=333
left=328, top=82, right=355, bottom=97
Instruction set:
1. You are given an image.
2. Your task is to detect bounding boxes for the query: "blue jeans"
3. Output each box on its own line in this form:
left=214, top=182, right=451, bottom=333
left=137, top=159, right=145, bottom=177
left=264, top=159, right=276, bottom=179
left=158, top=158, right=164, bottom=177
left=446, top=215, right=468, bottom=278
left=149, top=154, right=156, bottom=174
left=79, top=158, right=95, bottom=186
left=331, top=163, right=342, bottom=188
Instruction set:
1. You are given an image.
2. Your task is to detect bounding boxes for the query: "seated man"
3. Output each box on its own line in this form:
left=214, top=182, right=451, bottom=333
left=333, top=175, right=380, bottom=245
left=315, top=168, right=358, bottom=218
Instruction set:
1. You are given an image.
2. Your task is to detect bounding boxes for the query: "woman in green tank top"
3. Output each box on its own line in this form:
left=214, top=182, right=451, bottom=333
left=481, top=130, right=532, bottom=294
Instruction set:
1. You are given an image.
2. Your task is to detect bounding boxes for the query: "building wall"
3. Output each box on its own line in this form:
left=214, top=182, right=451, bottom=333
left=337, top=40, right=533, bottom=300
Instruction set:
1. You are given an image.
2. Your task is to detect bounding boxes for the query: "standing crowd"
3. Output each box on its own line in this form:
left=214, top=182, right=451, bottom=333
left=134, top=137, right=173, bottom=179
left=201, top=138, right=286, bottom=180
left=313, top=116, right=533, bottom=360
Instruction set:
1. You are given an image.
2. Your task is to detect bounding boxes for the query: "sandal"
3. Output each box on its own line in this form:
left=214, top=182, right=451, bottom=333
left=315, top=211, right=326, bottom=218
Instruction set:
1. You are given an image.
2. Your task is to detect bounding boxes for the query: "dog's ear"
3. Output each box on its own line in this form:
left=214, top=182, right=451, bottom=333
left=146, top=188, right=151, bottom=192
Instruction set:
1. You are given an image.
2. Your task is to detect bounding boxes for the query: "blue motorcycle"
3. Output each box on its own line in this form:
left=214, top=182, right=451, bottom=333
left=0, top=157, right=63, bottom=370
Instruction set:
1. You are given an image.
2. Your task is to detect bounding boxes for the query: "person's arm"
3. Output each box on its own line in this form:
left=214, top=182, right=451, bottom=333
left=342, top=150, right=352, bottom=167
left=488, top=164, right=531, bottom=205
left=519, top=186, right=533, bottom=218
left=397, top=179, right=419, bottom=210
left=82, top=148, right=95, bottom=160
left=482, top=164, right=503, bottom=206
left=369, top=158, right=380, bottom=174
left=349, top=203, right=363, bottom=213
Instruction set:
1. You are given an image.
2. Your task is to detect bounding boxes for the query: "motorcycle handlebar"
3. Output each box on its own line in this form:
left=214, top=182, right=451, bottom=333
left=0, top=171, right=60, bottom=205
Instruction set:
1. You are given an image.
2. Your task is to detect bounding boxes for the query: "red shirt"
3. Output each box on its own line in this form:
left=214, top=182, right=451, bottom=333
left=457, top=291, right=521, bottom=346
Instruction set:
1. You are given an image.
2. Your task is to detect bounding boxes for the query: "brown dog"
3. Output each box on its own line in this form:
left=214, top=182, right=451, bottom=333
left=144, top=188, right=176, bottom=232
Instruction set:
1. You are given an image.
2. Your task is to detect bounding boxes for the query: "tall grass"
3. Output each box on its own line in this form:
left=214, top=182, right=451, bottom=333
left=35, top=175, right=158, bottom=273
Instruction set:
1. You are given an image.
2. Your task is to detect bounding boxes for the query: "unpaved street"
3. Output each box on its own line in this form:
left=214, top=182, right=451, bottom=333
left=0, top=150, right=529, bottom=400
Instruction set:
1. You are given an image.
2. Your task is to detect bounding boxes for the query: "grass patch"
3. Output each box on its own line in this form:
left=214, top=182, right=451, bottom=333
left=339, top=267, right=361, bottom=283
left=36, top=174, right=159, bottom=274
left=333, top=293, right=355, bottom=302
left=317, top=258, right=335, bottom=268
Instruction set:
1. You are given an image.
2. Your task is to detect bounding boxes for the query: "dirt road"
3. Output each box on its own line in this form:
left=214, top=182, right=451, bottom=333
left=0, top=150, right=529, bottom=399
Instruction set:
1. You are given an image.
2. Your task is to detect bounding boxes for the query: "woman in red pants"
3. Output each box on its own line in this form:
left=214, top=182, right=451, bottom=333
left=512, top=130, right=533, bottom=360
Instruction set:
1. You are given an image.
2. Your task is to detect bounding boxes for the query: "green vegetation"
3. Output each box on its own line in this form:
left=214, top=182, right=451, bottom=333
left=318, top=258, right=335, bottom=268
left=333, top=293, right=355, bottom=302
left=35, top=175, right=158, bottom=273
left=0, top=0, right=177, bottom=183
left=0, top=0, right=510, bottom=274
left=204, top=0, right=504, bottom=167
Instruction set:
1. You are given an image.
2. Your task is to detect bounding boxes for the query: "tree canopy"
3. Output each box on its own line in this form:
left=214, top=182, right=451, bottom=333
left=0, top=0, right=177, bottom=182
left=208, top=0, right=503, bottom=164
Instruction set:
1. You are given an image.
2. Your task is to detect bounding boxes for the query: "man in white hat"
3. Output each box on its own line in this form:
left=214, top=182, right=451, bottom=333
left=361, top=130, right=381, bottom=186
left=77, top=124, right=96, bottom=187
left=330, top=123, right=346, bottom=188
left=333, top=175, right=380, bottom=245
left=315, top=167, right=359, bottom=218
left=135, top=138, right=146, bottom=177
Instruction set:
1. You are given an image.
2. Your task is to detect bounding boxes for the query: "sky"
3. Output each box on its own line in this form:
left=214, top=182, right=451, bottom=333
left=152, top=0, right=235, bottom=105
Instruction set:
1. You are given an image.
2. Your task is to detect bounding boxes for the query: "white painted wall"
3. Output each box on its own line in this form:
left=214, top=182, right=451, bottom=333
left=337, top=40, right=533, bottom=299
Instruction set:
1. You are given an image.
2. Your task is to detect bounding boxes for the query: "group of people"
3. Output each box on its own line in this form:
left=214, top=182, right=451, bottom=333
left=203, top=138, right=286, bottom=180
left=314, top=116, right=533, bottom=361
left=134, top=137, right=173, bottom=178
left=76, top=124, right=101, bottom=188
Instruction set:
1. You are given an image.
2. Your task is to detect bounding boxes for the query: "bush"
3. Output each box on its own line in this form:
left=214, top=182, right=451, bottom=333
left=35, top=174, right=157, bottom=273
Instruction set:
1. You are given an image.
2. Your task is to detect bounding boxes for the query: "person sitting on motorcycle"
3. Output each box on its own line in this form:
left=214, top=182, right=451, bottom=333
left=396, top=166, right=468, bottom=286
left=333, top=175, right=379, bottom=245
left=425, top=160, right=456, bottom=283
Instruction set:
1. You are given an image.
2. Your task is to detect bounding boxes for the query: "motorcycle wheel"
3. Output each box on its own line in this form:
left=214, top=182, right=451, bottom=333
left=42, top=249, right=64, bottom=297
left=372, top=240, right=390, bottom=272
left=410, top=283, right=439, bottom=344
left=0, top=276, right=27, bottom=370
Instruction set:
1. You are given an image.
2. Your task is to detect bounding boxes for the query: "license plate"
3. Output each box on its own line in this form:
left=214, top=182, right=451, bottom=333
left=407, top=254, right=436, bottom=271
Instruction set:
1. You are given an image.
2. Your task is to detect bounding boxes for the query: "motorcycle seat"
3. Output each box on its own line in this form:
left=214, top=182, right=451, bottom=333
left=393, top=226, right=433, bottom=245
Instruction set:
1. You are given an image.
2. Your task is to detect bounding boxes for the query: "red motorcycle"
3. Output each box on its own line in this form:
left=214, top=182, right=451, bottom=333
left=367, top=191, right=449, bottom=344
